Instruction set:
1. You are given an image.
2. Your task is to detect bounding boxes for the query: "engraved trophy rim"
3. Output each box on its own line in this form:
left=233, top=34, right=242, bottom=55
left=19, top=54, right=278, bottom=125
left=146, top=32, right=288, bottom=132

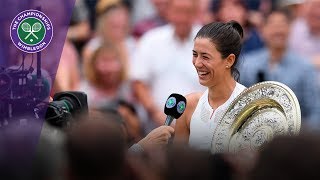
left=211, top=81, right=301, bottom=154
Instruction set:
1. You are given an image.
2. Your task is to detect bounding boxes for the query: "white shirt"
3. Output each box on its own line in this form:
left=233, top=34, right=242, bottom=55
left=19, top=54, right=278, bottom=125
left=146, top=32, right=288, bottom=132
left=289, top=18, right=320, bottom=60
left=189, top=83, right=246, bottom=151
left=130, top=24, right=205, bottom=110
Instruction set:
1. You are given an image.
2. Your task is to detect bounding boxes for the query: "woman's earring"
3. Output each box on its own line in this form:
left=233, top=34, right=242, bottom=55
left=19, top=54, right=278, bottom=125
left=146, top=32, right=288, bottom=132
left=226, top=65, right=229, bottom=68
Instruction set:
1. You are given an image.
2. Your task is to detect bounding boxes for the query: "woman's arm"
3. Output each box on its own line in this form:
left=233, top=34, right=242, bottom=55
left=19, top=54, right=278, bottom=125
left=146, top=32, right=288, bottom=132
left=174, top=108, right=190, bottom=144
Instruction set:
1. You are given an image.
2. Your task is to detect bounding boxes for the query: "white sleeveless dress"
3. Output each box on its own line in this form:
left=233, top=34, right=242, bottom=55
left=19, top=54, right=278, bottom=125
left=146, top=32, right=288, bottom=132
left=189, top=83, right=246, bottom=151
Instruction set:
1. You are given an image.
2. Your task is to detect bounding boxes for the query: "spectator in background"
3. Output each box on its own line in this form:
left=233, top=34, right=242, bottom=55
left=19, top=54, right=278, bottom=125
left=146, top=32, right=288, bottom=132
left=130, top=0, right=205, bottom=128
left=166, top=146, right=215, bottom=180
left=43, top=0, right=83, bottom=95
left=210, top=0, right=265, bottom=54
left=80, top=43, right=143, bottom=142
left=31, top=123, right=65, bottom=180
left=65, top=114, right=128, bottom=180
left=196, top=0, right=213, bottom=25
left=65, top=111, right=175, bottom=180
left=131, top=0, right=157, bottom=26
left=250, top=134, right=320, bottom=180
left=239, top=10, right=320, bottom=129
left=82, top=0, right=136, bottom=67
left=84, top=0, right=132, bottom=30
left=132, top=0, right=169, bottom=39
left=53, top=40, right=81, bottom=94
left=278, top=0, right=305, bottom=19
left=67, top=0, right=91, bottom=50
left=81, top=43, right=131, bottom=109
left=84, top=0, right=99, bottom=29
left=289, top=0, right=320, bottom=77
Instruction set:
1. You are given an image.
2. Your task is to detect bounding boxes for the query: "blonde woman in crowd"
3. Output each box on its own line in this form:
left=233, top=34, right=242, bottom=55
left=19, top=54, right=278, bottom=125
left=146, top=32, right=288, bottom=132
left=82, top=0, right=136, bottom=73
left=80, top=43, right=142, bottom=143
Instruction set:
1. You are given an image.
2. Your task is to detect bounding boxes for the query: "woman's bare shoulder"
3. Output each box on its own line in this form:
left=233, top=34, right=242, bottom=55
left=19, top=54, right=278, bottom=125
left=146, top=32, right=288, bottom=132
left=185, top=92, right=203, bottom=109
left=183, top=91, right=204, bottom=125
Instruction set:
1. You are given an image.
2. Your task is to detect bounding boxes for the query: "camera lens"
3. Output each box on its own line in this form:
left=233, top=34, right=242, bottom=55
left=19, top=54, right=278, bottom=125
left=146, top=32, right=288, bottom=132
left=45, top=91, right=88, bottom=128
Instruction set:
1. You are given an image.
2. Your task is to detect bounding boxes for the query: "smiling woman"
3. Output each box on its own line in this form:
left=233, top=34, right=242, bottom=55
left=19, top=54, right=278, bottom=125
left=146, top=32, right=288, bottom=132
left=174, top=21, right=247, bottom=151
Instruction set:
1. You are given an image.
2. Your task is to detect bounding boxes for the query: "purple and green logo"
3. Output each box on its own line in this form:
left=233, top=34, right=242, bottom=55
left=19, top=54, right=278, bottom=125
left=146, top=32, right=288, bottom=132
left=10, top=9, right=53, bottom=53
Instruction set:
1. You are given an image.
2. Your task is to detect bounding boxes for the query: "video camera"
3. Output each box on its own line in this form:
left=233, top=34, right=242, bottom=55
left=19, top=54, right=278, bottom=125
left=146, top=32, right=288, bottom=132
left=0, top=64, right=47, bottom=124
left=0, top=52, right=88, bottom=128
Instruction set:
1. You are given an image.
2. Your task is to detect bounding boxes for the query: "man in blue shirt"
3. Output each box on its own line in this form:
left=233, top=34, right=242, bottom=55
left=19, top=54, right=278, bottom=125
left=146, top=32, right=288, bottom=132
left=239, top=10, right=320, bottom=129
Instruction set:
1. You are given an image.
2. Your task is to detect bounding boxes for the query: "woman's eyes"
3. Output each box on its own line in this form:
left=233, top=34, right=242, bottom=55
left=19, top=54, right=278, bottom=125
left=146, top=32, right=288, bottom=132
left=203, top=56, right=209, bottom=60
left=192, top=53, right=210, bottom=60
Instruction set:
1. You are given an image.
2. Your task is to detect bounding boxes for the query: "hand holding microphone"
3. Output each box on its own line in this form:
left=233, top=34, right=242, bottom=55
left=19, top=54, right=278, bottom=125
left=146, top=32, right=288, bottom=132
left=131, top=94, right=187, bottom=152
left=136, top=125, right=175, bottom=151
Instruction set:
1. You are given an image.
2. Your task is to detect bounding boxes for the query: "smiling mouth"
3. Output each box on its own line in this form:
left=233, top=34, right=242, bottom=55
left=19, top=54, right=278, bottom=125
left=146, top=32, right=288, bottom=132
left=197, top=71, right=209, bottom=78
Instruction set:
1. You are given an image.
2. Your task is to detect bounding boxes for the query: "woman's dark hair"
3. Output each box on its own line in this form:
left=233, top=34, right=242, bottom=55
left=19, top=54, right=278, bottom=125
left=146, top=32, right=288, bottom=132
left=195, top=20, right=244, bottom=81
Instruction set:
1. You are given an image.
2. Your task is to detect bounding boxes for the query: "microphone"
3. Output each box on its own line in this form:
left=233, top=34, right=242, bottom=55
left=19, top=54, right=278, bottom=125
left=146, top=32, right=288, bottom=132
left=163, top=93, right=187, bottom=126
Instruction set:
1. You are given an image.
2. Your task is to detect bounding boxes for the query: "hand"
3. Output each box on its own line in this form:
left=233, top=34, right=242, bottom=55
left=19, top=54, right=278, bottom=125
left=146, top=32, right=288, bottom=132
left=137, top=126, right=174, bottom=151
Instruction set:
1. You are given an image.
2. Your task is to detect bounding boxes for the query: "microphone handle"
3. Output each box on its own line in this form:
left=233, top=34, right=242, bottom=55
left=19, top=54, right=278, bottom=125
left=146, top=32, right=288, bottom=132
left=164, top=115, right=174, bottom=126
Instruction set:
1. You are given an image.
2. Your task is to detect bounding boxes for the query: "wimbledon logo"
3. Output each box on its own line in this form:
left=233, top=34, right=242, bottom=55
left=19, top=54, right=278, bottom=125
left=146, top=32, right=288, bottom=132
left=10, top=10, right=53, bottom=53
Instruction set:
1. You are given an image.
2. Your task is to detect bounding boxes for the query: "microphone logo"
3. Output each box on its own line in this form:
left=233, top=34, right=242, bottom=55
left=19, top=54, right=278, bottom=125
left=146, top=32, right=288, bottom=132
left=166, top=97, right=176, bottom=108
left=177, top=101, right=186, bottom=114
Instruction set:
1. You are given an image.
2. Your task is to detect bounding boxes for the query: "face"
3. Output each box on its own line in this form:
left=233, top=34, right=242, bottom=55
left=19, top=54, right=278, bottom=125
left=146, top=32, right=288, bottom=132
left=263, top=12, right=290, bottom=49
left=197, top=0, right=212, bottom=24
left=192, top=38, right=231, bottom=87
left=167, top=0, right=197, bottom=39
left=102, top=6, right=129, bottom=42
left=217, top=2, right=247, bottom=25
left=152, top=0, right=169, bottom=18
left=305, top=0, right=320, bottom=34
left=94, top=50, right=122, bottom=85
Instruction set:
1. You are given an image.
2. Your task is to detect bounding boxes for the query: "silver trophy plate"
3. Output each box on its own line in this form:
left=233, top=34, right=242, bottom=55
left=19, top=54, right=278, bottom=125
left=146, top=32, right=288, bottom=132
left=211, top=81, right=301, bottom=154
